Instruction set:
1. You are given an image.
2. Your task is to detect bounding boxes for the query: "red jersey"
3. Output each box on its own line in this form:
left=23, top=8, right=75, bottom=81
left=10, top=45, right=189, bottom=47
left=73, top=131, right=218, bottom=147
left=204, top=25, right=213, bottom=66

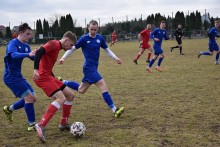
left=140, top=29, right=151, bottom=46
left=38, top=40, right=61, bottom=76
left=112, top=32, right=117, bottom=40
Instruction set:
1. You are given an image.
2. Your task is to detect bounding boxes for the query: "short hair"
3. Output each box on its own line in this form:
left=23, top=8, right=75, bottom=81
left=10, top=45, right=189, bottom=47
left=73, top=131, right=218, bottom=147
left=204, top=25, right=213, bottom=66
left=19, top=23, right=32, bottom=32
left=161, top=20, right=166, bottom=24
left=215, top=20, right=219, bottom=23
left=63, top=31, right=77, bottom=43
left=89, top=20, right=98, bottom=26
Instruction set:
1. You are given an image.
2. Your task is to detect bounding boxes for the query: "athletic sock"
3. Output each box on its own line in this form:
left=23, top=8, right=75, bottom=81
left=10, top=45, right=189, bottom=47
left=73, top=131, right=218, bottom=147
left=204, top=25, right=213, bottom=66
left=180, top=47, right=182, bottom=54
left=64, top=80, right=80, bottom=91
left=149, top=59, right=155, bottom=67
left=158, top=57, right=164, bottom=66
left=102, top=92, right=115, bottom=112
left=10, top=98, right=25, bottom=111
left=60, top=101, right=73, bottom=125
left=202, top=52, right=211, bottom=55
left=39, top=102, right=60, bottom=127
left=24, top=103, right=35, bottom=124
left=147, top=51, right=152, bottom=60
left=216, top=53, right=219, bottom=61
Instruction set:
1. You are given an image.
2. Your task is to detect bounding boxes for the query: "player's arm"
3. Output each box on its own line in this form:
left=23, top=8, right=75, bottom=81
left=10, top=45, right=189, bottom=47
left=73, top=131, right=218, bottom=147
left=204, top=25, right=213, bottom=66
left=33, top=47, right=46, bottom=80
left=59, top=46, right=77, bottom=64
left=104, top=47, right=121, bottom=64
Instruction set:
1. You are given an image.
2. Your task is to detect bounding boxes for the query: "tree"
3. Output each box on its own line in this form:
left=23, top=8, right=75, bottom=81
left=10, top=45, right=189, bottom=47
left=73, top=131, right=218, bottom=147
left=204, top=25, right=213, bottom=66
left=43, top=19, right=50, bottom=37
left=5, top=26, right=12, bottom=38
left=0, top=31, right=3, bottom=38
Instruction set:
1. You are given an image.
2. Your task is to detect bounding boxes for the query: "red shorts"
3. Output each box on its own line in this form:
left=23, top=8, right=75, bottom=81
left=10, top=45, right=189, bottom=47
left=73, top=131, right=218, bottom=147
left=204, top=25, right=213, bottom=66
left=141, top=43, right=151, bottom=49
left=34, top=75, right=65, bottom=97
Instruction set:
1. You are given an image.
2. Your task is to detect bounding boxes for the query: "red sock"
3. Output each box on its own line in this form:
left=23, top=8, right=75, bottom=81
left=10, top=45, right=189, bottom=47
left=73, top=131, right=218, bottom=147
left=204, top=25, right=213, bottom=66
left=134, top=54, right=141, bottom=61
left=148, top=52, right=152, bottom=60
left=60, top=101, right=72, bottom=125
left=39, top=103, right=59, bottom=127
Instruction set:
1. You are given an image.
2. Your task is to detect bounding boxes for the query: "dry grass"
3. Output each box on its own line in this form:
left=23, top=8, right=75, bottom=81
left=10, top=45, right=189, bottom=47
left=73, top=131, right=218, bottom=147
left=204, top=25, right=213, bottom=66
left=0, top=38, right=220, bottom=146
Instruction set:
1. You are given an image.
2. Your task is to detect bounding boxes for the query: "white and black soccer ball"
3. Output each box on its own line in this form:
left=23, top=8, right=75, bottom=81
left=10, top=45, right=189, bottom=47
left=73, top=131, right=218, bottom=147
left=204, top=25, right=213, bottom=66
left=70, top=122, right=86, bottom=138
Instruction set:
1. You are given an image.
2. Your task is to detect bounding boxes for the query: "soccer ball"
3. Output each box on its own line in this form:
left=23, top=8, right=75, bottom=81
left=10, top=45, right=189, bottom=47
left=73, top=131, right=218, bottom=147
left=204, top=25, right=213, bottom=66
left=70, top=122, right=86, bottom=138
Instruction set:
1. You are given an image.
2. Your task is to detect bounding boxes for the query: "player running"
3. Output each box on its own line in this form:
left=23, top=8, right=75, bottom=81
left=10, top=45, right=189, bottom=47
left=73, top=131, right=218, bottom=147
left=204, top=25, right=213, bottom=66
left=198, top=20, right=220, bottom=64
left=133, top=24, right=153, bottom=64
left=3, top=23, right=37, bottom=131
left=59, top=20, right=124, bottom=118
left=110, top=30, right=117, bottom=46
left=147, top=21, right=170, bottom=73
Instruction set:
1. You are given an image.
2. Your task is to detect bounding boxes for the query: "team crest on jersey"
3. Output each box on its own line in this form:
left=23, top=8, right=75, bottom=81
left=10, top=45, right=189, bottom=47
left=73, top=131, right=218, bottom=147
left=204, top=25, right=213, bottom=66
left=96, top=39, right=100, bottom=43
left=25, top=47, right=28, bottom=52
left=87, top=41, right=90, bottom=43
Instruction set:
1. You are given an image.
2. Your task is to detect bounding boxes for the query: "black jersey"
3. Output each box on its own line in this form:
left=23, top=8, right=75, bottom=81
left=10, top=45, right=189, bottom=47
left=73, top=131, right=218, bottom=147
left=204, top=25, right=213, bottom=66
left=174, top=28, right=183, bottom=38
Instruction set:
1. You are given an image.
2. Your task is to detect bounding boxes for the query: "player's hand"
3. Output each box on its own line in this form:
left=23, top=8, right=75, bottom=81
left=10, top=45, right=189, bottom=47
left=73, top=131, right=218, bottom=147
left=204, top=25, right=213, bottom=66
left=33, top=69, right=39, bottom=80
left=29, top=48, right=37, bottom=57
left=59, top=58, right=65, bottom=64
left=115, top=57, right=121, bottom=65
left=154, top=38, right=159, bottom=41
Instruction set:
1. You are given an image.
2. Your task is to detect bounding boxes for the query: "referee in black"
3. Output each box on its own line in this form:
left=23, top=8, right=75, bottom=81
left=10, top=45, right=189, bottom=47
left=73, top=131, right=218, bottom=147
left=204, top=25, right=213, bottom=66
left=171, top=24, right=184, bottom=55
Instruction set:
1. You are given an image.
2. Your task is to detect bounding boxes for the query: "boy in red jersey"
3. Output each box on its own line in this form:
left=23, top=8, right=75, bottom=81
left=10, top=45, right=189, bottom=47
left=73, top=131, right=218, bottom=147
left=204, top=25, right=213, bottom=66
left=110, top=30, right=117, bottom=46
left=33, top=31, right=77, bottom=143
left=133, top=24, right=153, bottom=64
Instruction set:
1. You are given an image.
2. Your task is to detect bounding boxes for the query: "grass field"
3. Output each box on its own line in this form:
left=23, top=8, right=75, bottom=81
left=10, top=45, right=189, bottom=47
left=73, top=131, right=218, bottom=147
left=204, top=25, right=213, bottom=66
left=0, top=38, right=220, bottom=146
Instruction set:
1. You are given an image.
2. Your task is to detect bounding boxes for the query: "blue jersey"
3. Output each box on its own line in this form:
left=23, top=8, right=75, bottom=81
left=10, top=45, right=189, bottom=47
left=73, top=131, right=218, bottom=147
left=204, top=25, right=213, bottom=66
left=4, top=38, right=34, bottom=83
left=208, top=27, right=218, bottom=44
left=151, top=28, right=169, bottom=47
left=75, top=33, right=108, bottom=70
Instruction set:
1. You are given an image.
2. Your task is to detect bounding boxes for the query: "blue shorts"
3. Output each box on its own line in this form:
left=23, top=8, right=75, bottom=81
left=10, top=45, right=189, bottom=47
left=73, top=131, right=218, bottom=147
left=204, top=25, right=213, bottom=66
left=209, top=43, right=219, bottom=52
left=4, top=80, right=34, bottom=98
left=82, top=69, right=102, bottom=84
left=154, top=46, right=163, bottom=55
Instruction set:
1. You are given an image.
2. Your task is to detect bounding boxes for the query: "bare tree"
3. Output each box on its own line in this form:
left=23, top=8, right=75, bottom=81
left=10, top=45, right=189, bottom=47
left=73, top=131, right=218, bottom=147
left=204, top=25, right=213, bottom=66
left=48, top=13, right=62, bottom=25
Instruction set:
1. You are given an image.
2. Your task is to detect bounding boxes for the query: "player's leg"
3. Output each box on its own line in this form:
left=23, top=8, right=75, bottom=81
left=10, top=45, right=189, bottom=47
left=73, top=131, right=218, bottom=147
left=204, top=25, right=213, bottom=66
left=133, top=48, right=145, bottom=64
left=146, top=47, right=153, bottom=63
left=59, top=86, right=75, bottom=131
left=198, top=43, right=213, bottom=58
left=95, top=79, right=124, bottom=118
left=171, top=39, right=180, bottom=52
left=214, top=46, right=220, bottom=64
left=156, top=53, right=165, bottom=72
left=147, top=54, right=158, bottom=73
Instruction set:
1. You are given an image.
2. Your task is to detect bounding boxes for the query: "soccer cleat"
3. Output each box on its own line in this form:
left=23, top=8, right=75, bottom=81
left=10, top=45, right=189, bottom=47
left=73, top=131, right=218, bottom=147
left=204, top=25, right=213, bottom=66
left=146, top=59, right=150, bottom=63
left=133, top=60, right=138, bottom=65
left=198, top=52, right=202, bottom=58
left=28, top=123, right=36, bottom=131
left=35, top=123, right=46, bottom=143
left=155, top=66, right=162, bottom=72
left=114, top=107, right=124, bottom=118
left=146, top=67, right=153, bottom=73
left=180, top=53, right=185, bottom=55
left=58, top=124, right=71, bottom=131
left=3, top=106, right=13, bottom=122
left=57, top=76, right=63, bottom=81
left=214, top=61, right=219, bottom=65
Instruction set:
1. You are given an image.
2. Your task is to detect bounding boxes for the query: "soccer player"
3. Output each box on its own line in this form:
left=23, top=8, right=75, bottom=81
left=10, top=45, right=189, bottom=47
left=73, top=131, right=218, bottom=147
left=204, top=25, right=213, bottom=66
left=3, top=23, right=37, bottom=131
left=133, top=24, right=153, bottom=64
left=170, top=24, right=185, bottom=55
left=59, top=20, right=124, bottom=118
left=110, top=30, right=117, bottom=46
left=146, top=21, right=170, bottom=73
left=33, top=31, right=77, bottom=143
left=198, top=20, right=220, bottom=64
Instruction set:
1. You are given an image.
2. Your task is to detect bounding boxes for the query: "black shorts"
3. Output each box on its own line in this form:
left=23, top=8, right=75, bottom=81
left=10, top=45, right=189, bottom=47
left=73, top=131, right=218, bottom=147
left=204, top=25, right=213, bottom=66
left=176, top=38, right=182, bottom=45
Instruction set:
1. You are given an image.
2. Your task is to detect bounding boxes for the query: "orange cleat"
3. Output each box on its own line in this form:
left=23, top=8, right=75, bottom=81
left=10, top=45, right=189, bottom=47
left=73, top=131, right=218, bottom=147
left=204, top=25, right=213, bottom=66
left=146, top=67, right=153, bottom=73
left=155, top=66, right=162, bottom=72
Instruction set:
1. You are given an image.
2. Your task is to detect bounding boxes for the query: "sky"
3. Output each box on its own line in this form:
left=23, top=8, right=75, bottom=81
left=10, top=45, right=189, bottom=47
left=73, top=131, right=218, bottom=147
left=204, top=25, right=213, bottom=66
left=0, top=0, right=219, bottom=29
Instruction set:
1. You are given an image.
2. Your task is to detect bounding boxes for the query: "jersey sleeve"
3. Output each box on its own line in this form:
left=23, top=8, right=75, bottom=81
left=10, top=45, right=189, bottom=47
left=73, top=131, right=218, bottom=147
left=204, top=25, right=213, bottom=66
left=75, top=36, right=85, bottom=49
left=100, top=35, right=108, bottom=49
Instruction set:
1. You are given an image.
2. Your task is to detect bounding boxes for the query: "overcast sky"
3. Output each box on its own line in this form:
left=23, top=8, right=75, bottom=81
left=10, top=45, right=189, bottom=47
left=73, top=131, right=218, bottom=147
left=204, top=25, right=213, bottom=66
left=0, top=0, right=219, bottom=29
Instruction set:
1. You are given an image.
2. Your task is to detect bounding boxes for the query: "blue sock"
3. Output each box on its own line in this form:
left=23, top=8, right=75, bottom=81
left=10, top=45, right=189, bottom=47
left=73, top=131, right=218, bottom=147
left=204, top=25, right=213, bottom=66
left=202, top=52, right=210, bottom=55
left=158, top=57, right=164, bottom=66
left=149, top=59, right=155, bottom=67
left=13, top=98, right=25, bottom=110
left=216, top=53, right=219, bottom=61
left=24, top=103, right=35, bottom=124
left=64, top=80, right=80, bottom=91
left=102, top=92, right=115, bottom=109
